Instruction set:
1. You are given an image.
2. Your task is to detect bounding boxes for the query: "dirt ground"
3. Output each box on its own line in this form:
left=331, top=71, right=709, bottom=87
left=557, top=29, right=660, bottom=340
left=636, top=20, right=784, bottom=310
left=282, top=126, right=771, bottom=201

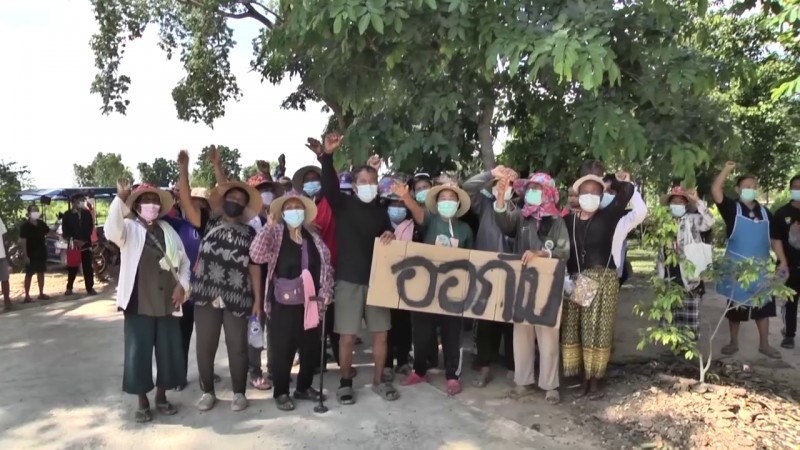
left=3, top=270, right=110, bottom=306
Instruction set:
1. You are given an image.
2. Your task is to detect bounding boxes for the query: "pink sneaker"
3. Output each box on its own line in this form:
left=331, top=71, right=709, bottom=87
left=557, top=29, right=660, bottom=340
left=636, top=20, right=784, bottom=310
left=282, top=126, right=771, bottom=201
left=401, top=372, right=429, bottom=386
left=446, top=379, right=462, bottom=396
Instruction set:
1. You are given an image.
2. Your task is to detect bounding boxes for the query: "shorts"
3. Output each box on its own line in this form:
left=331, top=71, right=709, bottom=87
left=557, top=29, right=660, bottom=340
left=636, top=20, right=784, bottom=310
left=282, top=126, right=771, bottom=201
left=725, top=299, right=777, bottom=322
left=0, top=258, right=8, bottom=282
left=25, top=258, right=47, bottom=275
left=333, top=280, right=391, bottom=335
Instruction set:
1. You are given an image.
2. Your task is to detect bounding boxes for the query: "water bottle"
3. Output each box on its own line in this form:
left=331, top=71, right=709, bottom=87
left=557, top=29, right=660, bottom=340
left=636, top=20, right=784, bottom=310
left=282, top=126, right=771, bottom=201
left=248, top=316, right=263, bottom=349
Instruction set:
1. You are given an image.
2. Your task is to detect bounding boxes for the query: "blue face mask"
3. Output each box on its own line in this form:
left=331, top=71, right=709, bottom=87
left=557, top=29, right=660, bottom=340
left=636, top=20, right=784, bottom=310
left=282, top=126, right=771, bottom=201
left=740, top=188, right=757, bottom=202
left=282, top=210, right=305, bottom=228
left=303, top=181, right=321, bottom=196
left=437, top=200, right=459, bottom=218
left=415, top=190, right=429, bottom=203
left=600, top=193, right=615, bottom=209
left=388, top=206, right=407, bottom=223
left=791, top=190, right=800, bottom=202
left=670, top=204, right=687, bottom=218
left=525, top=189, right=543, bottom=206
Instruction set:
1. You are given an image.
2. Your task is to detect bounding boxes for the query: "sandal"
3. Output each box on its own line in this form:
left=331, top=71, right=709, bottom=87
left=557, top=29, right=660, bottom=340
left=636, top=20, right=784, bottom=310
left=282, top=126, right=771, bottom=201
left=446, top=379, right=462, bottom=396
left=401, top=372, right=429, bottom=386
left=294, top=387, right=326, bottom=402
left=156, top=401, right=178, bottom=416
left=720, top=343, right=739, bottom=355
left=372, top=382, right=400, bottom=401
left=337, top=386, right=356, bottom=405
left=545, top=390, right=560, bottom=404
left=38, top=294, right=50, bottom=300
left=508, top=385, right=536, bottom=400
left=588, top=390, right=606, bottom=401
left=472, top=371, right=493, bottom=388
left=135, top=408, right=153, bottom=423
left=275, top=394, right=295, bottom=411
left=23, top=297, right=32, bottom=303
left=250, top=376, right=272, bottom=391
left=759, top=345, right=782, bottom=359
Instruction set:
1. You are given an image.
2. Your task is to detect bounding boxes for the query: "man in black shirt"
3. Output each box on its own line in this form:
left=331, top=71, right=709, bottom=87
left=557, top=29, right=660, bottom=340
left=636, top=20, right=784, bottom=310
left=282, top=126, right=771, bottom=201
left=771, top=174, right=800, bottom=349
left=62, top=193, right=97, bottom=296
left=317, top=133, right=397, bottom=405
left=19, top=204, right=55, bottom=302
left=711, top=161, right=788, bottom=358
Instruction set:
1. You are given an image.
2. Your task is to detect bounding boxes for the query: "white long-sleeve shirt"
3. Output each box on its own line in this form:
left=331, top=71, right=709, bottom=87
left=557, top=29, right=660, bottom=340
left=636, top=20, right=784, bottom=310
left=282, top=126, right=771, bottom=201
left=104, top=197, right=191, bottom=311
left=611, top=187, right=648, bottom=275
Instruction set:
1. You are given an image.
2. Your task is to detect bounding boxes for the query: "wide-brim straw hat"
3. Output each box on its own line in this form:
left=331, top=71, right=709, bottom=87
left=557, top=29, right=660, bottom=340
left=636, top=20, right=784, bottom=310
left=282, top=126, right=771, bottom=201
left=661, top=186, right=693, bottom=206
left=269, top=190, right=318, bottom=225
left=572, top=174, right=606, bottom=193
left=425, top=183, right=471, bottom=218
left=126, top=183, right=174, bottom=219
left=292, top=166, right=322, bottom=191
left=190, top=187, right=210, bottom=200
left=247, top=173, right=285, bottom=197
left=209, top=181, right=263, bottom=220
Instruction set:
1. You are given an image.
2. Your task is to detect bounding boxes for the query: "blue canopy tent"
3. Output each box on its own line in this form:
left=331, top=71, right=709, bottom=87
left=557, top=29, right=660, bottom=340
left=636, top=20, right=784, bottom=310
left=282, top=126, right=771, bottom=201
left=18, top=187, right=117, bottom=202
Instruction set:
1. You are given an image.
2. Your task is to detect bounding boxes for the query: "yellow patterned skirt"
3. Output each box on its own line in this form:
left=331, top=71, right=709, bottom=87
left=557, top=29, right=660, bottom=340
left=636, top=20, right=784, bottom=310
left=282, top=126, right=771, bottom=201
left=561, top=268, right=620, bottom=379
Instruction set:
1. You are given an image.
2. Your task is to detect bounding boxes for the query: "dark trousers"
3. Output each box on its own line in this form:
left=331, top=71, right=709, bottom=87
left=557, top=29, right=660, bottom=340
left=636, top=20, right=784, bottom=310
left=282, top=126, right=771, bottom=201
left=412, top=312, right=462, bottom=380
left=248, top=313, right=268, bottom=378
left=386, top=309, right=412, bottom=368
left=179, top=302, right=195, bottom=384
left=195, top=304, right=248, bottom=395
left=474, top=320, right=514, bottom=370
left=324, top=305, right=340, bottom=365
left=122, top=314, right=185, bottom=395
left=783, top=292, right=799, bottom=338
left=66, top=249, right=94, bottom=291
left=270, top=302, right=320, bottom=398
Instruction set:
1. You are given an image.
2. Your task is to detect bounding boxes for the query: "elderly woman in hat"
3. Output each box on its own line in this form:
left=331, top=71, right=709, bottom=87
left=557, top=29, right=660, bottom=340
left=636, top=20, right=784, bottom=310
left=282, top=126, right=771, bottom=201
left=192, top=179, right=263, bottom=413
left=494, top=172, right=570, bottom=404
left=392, top=180, right=474, bottom=395
left=104, top=181, right=191, bottom=423
left=562, top=171, right=634, bottom=400
left=657, top=186, right=714, bottom=339
left=249, top=191, right=333, bottom=411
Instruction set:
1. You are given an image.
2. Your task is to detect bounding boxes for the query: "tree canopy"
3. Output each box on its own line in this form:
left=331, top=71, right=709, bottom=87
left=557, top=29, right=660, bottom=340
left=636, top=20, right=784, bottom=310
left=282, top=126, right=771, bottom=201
left=73, top=152, right=134, bottom=187
left=0, top=161, right=30, bottom=231
left=190, top=145, right=242, bottom=188
left=137, top=157, right=179, bottom=186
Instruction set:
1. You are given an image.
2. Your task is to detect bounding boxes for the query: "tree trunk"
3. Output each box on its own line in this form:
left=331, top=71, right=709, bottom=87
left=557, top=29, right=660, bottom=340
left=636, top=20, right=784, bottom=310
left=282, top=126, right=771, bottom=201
left=478, top=102, right=496, bottom=170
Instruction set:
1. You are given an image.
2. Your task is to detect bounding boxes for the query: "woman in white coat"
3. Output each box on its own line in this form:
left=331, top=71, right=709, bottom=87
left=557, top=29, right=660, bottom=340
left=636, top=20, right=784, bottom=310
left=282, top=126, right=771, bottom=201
left=105, top=181, right=191, bottom=423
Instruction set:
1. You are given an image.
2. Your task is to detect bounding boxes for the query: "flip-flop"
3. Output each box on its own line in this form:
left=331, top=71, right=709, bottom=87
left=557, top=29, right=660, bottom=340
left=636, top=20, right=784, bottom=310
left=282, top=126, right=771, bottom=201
left=276, top=394, right=296, bottom=411
left=372, top=382, right=400, bottom=401
left=545, top=390, right=560, bottom=404
left=471, top=372, right=493, bottom=388
left=759, top=346, right=782, bottom=359
left=446, top=379, right=462, bottom=396
left=38, top=294, right=50, bottom=300
left=294, top=387, right=326, bottom=402
left=720, top=343, right=739, bottom=355
left=337, top=386, right=356, bottom=405
left=135, top=408, right=153, bottom=423
left=250, top=377, right=272, bottom=391
left=508, top=385, right=537, bottom=400
left=156, top=401, right=178, bottom=416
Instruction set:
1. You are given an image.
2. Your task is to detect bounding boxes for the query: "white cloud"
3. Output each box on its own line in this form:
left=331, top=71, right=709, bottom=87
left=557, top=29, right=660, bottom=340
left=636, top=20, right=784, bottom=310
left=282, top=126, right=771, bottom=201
left=0, top=0, right=329, bottom=188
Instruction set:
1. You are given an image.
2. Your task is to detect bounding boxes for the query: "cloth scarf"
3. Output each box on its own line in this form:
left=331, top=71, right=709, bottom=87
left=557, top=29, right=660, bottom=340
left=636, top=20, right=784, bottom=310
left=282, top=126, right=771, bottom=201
left=394, top=219, right=415, bottom=242
left=520, top=172, right=561, bottom=220
left=156, top=221, right=181, bottom=272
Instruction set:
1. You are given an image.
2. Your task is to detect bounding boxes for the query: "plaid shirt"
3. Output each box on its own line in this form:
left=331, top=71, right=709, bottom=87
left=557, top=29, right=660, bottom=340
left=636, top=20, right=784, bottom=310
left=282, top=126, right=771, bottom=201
left=249, top=222, right=334, bottom=307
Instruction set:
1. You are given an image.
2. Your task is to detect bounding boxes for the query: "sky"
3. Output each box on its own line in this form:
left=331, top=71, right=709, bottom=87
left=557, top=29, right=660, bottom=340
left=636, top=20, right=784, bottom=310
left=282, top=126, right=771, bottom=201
left=0, top=0, right=329, bottom=188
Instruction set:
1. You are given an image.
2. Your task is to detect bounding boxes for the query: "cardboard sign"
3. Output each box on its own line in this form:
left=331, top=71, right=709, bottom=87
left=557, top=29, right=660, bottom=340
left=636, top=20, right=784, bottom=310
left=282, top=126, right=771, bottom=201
left=366, top=240, right=566, bottom=328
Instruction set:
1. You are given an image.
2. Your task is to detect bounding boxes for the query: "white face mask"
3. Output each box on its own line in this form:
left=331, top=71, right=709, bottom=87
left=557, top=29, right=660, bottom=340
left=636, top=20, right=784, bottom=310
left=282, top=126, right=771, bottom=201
left=29, top=212, right=40, bottom=220
left=260, top=191, right=274, bottom=207
left=492, top=186, right=513, bottom=201
left=579, top=194, right=601, bottom=213
left=355, top=184, right=379, bottom=203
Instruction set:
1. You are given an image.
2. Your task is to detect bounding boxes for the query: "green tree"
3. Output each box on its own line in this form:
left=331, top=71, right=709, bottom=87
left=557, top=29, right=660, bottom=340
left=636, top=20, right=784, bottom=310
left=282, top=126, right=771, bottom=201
left=0, top=161, right=30, bottom=237
left=73, top=152, right=134, bottom=187
left=191, top=145, right=242, bottom=188
left=137, top=157, right=179, bottom=186
left=241, top=160, right=278, bottom=181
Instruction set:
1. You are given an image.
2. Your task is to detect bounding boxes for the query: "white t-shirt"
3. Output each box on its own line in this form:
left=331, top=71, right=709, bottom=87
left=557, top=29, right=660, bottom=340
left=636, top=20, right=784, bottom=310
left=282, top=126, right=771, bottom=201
left=0, top=217, right=7, bottom=259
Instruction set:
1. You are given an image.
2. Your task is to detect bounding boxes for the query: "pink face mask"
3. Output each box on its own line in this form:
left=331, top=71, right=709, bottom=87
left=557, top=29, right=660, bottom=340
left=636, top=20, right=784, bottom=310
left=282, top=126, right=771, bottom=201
left=138, top=203, right=161, bottom=222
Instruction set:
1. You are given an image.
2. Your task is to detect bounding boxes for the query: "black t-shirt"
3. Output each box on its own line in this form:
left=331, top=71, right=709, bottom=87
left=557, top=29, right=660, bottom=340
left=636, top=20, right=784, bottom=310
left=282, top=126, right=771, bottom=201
left=772, top=203, right=800, bottom=280
left=715, top=196, right=779, bottom=239
left=20, top=220, right=49, bottom=260
left=275, top=227, right=321, bottom=291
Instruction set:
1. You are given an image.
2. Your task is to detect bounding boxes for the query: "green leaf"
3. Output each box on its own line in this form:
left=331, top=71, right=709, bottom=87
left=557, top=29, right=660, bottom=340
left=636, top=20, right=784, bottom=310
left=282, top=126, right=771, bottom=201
left=425, top=0, right=437, bottom=10
left=358, top=13, right=371, bottom=35
left=371, top=14, right=384, bottom=34
left=333, top=14, right=343, bottom=34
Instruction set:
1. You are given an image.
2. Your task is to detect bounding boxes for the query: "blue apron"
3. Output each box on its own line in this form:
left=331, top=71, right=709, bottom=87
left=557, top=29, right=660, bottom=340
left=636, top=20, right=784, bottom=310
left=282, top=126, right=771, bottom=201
left=716, top=203, right=771, bottom=305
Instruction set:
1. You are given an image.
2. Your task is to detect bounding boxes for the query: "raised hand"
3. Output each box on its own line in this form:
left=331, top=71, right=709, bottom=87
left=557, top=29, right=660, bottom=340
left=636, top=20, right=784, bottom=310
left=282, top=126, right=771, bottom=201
left=725, top=161, right=736, bottom=170
left=306, top=137, right=323, bottom=157
left=392, top=181, right=410, bottom=199
left=687, top=189, right=700, bottom=203
left=207, top=146, right=221, bottom=165
left=367, top=155, right=382, bottom=172
left=323, top=133, right=342, bottom=154
left=490, top=165, right=507, bottom=179
left=178, top=150, right=189, bottom=168
left=117, top=179, right=132, bottom=202
left=256, top=160, right=271, bottom=175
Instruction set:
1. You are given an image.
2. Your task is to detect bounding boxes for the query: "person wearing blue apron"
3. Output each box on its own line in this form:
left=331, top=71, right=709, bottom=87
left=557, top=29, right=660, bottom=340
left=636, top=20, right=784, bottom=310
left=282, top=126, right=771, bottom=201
left=712, top=161, right=789, bottom=359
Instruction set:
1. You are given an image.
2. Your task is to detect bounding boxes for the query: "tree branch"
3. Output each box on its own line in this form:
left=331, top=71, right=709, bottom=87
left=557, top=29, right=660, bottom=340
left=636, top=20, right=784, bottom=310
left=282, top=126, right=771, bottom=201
left=175, top=0, right=275, bottom=28
left=248, top=0, right=282, bottom=22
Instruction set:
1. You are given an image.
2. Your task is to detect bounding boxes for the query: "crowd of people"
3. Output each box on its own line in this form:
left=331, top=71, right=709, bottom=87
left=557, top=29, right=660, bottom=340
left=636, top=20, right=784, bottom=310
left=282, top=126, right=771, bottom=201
left=1, top=135, right=798, bottom=423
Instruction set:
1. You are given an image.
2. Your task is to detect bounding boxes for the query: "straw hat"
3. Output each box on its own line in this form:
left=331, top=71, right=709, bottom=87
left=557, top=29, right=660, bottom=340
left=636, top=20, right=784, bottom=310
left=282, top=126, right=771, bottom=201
left=661, top=186, right=693, bottom=206
left=190, top=187, right=210, bottom=200
left=126, top=183, right=174, bottom=219
left=425, top=183, right=471, bottom=218
left=269, top=190, right=318, bottom=225
left=209, top=180, right=263, bottom=220
left=571, top=174, right=606, bottom=193
left=292, top=166, right=322, bottom=191
left=247, top=172, right=285, bottom=197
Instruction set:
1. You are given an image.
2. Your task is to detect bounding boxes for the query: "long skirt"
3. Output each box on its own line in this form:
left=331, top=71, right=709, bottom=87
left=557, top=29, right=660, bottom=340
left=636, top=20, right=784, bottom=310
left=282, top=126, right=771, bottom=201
left=561, top=269, right=620, bottom=379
